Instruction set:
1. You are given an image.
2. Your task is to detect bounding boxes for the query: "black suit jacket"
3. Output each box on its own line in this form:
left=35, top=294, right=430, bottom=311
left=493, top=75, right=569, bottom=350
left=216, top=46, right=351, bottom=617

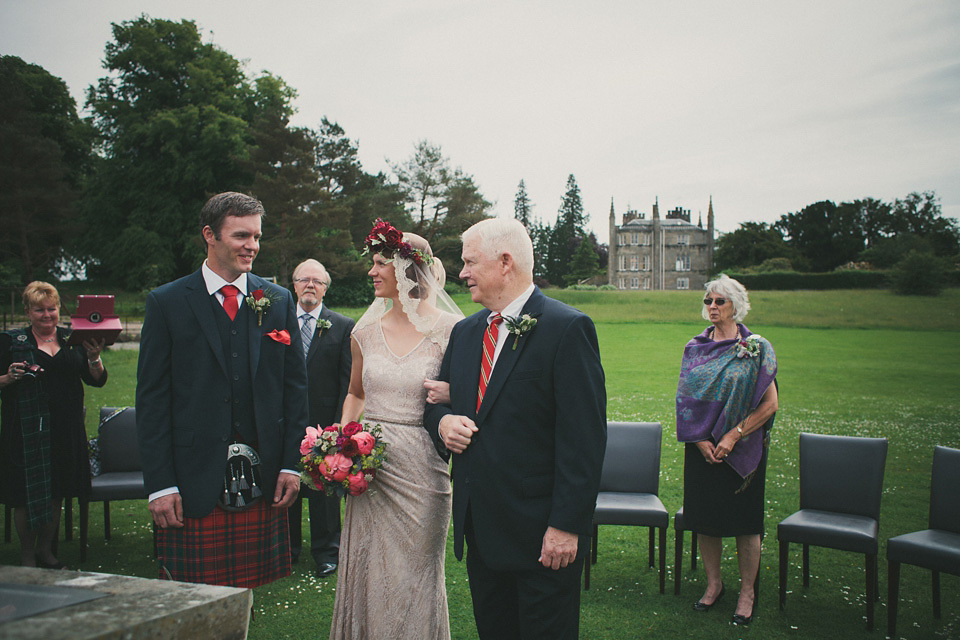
left=303, top=306, right=354, bottom=427
left=136, top=269, right=309, bottom=518
left=424, top=287, right=606, bottom=570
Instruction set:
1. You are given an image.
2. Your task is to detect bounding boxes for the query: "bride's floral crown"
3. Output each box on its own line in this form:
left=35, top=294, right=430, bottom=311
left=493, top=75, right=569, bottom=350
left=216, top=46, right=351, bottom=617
left=362, top=218, right=434, bottom=266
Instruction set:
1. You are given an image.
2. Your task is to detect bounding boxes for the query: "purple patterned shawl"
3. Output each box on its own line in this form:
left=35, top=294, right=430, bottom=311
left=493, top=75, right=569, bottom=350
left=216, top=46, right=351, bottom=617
left=676, top=324, right=778, bottom=478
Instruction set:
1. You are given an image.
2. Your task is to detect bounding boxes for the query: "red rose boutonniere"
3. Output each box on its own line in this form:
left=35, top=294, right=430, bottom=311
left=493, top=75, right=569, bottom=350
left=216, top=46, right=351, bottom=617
left=265, top=329, right=291, bottom=345
left=246, top=289, right=272, bottom=326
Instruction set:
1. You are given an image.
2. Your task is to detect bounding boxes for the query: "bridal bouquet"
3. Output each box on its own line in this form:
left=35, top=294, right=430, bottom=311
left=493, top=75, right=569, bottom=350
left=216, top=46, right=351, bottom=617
left=299, top=421, right=387, bottom=497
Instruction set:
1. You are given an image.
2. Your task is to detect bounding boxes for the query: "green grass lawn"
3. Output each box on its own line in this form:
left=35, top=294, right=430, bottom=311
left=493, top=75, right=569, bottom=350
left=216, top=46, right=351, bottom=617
left=2, top=289, right=958, bottom=639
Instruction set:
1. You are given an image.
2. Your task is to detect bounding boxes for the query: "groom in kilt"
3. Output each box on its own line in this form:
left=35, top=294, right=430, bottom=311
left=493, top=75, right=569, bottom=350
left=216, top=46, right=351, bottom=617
left=136, top=192, right=308, bottom=588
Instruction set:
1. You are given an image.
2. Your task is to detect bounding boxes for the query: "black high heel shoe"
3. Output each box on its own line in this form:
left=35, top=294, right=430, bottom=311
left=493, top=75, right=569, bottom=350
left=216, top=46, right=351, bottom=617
left=732, top=612, right=753, bottom=625
left=692, top=582, right=725, bottom=612
left=35, top=554, right=67, bottom=570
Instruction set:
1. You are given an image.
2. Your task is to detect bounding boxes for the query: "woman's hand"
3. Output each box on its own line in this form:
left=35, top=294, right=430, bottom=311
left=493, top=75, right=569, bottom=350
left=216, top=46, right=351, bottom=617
left=696, top=439, right=722, bottom=464
left=714, top=429, right=740, bottom=460
left=423, top=379, right=450, bottom=404
left=82, top=338, right=105, bottom=362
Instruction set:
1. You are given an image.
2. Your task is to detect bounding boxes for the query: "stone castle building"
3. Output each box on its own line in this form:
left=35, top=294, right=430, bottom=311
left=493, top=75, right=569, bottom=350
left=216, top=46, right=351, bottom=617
left=607, top=197, right=715, bottom=290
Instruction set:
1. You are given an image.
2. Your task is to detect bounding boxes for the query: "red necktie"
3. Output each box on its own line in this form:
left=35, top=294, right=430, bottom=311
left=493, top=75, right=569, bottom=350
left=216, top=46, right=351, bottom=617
left=221, top=284, right=240, bottom=321
left=477, top=314, right=503, bottom=412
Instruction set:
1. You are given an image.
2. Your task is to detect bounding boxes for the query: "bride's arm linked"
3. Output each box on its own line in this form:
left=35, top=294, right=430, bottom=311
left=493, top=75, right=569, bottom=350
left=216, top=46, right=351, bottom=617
left=339, top=335, right=365, bottom=423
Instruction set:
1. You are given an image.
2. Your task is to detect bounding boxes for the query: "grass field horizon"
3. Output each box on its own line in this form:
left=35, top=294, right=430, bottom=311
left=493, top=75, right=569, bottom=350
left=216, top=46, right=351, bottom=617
left=1, top=289, right=957, bottom=639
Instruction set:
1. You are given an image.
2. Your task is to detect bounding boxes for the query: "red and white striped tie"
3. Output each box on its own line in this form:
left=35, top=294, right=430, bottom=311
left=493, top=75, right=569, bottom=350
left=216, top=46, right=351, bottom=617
left=477, top=313, right=503, bottom=412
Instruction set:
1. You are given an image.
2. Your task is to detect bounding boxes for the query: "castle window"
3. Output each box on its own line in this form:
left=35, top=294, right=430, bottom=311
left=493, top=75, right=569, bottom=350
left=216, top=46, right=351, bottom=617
left=641, top=233, right=651, bottom=245
left=642, top=277, right=651, bottom=290
left=630, top=256, right=639, bottom=271
left=618, top=255, right=626, bottom=271
left=678, top=233, right=690, bottom=245
left=631, top=277, right=640, bottom=289
left=675, top=255, right=691, bottom=272
left=630, top=232, right=639, bottom=245
left=677, top=277, right=690, bottom=290
left=642, top=255, right=650, bottom=271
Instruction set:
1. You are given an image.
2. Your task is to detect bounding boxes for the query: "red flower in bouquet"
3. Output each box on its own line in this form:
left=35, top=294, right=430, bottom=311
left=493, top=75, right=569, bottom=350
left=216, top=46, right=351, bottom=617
left=299, top=421, right=387, bottom=497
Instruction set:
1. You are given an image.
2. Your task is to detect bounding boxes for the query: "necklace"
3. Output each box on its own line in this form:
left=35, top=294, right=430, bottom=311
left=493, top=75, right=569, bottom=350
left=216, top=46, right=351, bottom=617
left=32, top=328, right=56, bottom=343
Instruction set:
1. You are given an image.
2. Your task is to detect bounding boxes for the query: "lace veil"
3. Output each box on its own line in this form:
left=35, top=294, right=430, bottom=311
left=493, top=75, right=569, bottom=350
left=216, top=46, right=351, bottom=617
left=354, top=235, right=464, bottom=348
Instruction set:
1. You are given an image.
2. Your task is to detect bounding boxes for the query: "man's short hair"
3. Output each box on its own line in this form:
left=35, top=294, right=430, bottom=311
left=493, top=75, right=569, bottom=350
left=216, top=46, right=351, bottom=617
left=462, top=218, right=534, bottom=276
left=292, top=259, right=331, bottom=288
left=199, top=192, right=265, bottom=241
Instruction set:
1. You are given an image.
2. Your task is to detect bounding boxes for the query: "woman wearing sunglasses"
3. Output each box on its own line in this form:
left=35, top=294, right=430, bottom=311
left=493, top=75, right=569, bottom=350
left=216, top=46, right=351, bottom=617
left=675, top=274, right=779, bottom=625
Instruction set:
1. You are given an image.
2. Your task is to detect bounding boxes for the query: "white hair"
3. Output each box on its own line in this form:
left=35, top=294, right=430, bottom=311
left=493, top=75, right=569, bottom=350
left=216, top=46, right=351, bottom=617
left=293, top=259, right=331, bottom=287
left=702, top=274, right=750, bottom=323
left=462, top=218, right=534, bottom=276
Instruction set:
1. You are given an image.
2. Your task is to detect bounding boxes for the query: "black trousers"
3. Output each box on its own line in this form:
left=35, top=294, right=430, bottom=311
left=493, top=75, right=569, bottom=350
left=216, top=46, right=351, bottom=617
left=287, top=488, right=341, bottom=565
left=465, top=511, right=584, bottom=640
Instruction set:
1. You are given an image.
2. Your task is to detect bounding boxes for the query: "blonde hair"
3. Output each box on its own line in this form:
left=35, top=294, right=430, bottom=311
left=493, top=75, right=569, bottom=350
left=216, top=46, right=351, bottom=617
left=22, top=281, right=60, bottom=310
left=403, top=232, right=446, bottom=287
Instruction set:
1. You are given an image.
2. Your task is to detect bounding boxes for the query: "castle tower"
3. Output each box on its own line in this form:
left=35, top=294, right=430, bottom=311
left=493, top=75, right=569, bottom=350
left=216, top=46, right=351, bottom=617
left=707, top=196, right=715, bottom=274
left=608, top=199, right=616, bottom=285
left=652, top=197, right=662, bottom=290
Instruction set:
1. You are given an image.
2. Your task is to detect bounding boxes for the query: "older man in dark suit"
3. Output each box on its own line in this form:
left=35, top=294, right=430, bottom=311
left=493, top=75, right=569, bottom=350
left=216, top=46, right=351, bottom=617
left=136, top=192, right=308, bottom=588
left=424, top=218, right=606, bottom=640
left=287, top=258, right=353, bottom=578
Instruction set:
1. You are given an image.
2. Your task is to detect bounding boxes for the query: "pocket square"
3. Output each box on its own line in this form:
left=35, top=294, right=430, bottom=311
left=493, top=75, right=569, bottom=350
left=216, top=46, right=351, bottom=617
left=265, top=329, right=291, bottom=345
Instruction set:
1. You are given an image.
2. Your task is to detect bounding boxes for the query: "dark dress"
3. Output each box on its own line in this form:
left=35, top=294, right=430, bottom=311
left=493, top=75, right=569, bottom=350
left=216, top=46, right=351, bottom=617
left=0, top=328, right=107, bottom=505
left=683, top=431, right=770, bottom=537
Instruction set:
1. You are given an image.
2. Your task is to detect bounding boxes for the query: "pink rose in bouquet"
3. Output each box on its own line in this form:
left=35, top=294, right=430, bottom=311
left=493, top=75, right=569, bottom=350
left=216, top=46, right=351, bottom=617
left=347, top=471, right=369, bottom=496
left=300, top=426, right=320, bottom=455
left=323, top=452, right=352, bottom=482
left=352, top=431, right=376, bottom=455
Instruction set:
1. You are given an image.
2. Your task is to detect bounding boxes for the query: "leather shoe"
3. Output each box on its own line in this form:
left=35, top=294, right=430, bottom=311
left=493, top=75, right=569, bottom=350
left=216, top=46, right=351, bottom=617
left=692, top=582, right=725, bottom=612
left=316, top=562, right=337, bottom=578
left=732, top=612, right=753, bottom=625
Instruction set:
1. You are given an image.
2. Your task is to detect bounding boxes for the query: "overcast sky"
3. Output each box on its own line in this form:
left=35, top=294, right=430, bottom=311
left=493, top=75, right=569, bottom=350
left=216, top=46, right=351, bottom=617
left=3, top=0, right=958, bottom=239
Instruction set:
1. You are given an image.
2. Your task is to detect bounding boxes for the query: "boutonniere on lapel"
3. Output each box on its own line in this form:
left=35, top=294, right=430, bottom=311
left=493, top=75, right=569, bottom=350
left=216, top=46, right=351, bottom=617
left=502, top=313, right=539, bottom=350
left=265, top=329, right=291, bottom=345
left=316, top=318, right=332, bottom=338
left=245, top=289, right=272, bottom=326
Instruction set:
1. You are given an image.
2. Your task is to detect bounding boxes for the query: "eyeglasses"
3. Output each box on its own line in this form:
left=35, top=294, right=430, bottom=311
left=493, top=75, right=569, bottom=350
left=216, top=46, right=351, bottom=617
left=703, top=297, right=727, bottom=306
left=294, top=278, right=327, bottom=287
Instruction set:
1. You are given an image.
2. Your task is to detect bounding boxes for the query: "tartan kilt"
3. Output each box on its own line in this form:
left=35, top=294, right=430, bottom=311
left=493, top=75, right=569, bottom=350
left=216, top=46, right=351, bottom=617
left=156, top=501, right=291, bottom=588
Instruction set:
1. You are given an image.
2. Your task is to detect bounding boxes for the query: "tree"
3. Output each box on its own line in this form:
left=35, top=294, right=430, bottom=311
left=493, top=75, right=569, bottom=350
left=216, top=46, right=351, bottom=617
left=564, top=236, right=601, bottom=286
left=888, top=191, right=959, bottom=257
left=714, top=222, right=800, bottom=271
left=775, top=200, right=865, bottom=272
left=0, top=56, right=91, bottom=283
left=890, top=250, right=952, bottom=296
left=242, top=74, right=323, bottom=284
left=81, top=16, right=283, bottom=288
left=390, top=140, right=451, bottom=236
left=544, top=174, right=588, bottom=285
left=514, top=179, right=533, bottom=230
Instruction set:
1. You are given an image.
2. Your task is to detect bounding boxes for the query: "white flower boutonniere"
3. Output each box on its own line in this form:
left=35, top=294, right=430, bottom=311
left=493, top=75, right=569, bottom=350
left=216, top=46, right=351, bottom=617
left=245, top=289, right=272, bottom=326
left=502, top=313, right=539, bottom=350
left=735, top=334, right=763, bottom=359
left=316, top=318, right=332, bottom=338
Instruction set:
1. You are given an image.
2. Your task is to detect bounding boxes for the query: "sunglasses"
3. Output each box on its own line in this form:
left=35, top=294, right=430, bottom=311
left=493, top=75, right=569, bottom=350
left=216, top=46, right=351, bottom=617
left=703, top=297, right=727, bottom=306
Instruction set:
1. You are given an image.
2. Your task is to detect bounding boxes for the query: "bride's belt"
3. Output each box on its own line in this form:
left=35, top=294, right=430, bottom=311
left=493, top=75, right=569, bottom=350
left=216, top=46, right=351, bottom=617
left=364, top=413, right=423, bottom=428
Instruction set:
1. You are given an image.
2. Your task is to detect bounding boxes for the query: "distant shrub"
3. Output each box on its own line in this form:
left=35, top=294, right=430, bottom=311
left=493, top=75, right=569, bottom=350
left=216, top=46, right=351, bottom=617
left=889, top=250, right=952, bottom=296
left=723, top=270, right=891, bottom=290
left=598, top=284, right=617, bottom=291
left=568, top=284, right=598, bottom=290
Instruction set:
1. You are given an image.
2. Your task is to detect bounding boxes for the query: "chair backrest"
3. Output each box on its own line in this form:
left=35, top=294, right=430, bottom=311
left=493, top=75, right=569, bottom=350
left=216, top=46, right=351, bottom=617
left=598, top=421, right=661, bottom=495
left=930, top=445, right=960, bottom=533
left=798, top=432, right=887, bottom=520
left=97, top=407, right=142, bottom=473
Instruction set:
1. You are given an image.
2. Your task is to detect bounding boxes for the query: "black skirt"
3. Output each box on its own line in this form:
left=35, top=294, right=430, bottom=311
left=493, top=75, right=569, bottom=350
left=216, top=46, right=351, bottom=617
left=682, top=435, right=769, bottom=538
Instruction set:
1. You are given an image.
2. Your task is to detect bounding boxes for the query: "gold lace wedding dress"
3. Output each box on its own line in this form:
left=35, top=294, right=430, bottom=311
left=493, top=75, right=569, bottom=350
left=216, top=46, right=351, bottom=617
left=329, top=315, right=457, bottom=640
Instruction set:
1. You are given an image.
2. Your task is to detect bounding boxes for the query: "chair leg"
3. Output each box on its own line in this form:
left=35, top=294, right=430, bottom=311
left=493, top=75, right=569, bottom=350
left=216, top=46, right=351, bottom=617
left=674, top=525, right=683, bottom=596
left=79, top=499, right=89, bottom=563
left=584, top=536, right=591, bottom=591
left=592, top=524, right=598, bottom=564
left=103, top=501, right=111, bottom=541
left=779, top=539, right=788, bottom=610
left=802, top=543, right=810, bottom=587
left=865, top=553, right=876, bottom=631
left=933, top=570, right=941, bottom=619
left=658, top=526, right=666, bottom=595
left=648, top=527, right=655, bottom=568
left=64, top=499, right=73, bottom=541
left=4, top=504, right=10, bottom=543
left=690, top=531, right=697, bottom=570
left=888, top=559, right=900, bottom=639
